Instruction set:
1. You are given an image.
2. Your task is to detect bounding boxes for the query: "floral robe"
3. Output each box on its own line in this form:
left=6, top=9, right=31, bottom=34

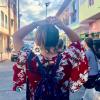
left=13, top=41, right=89, bottom=98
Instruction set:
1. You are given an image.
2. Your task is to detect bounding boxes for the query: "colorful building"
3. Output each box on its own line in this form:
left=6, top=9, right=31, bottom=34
left=78, top=0, right=100, bottom=38
left=59, top=0, right=79, bottom=45
left=0, top=0, right=17, bottom=60
left=59, top=0, right=100, bottom=40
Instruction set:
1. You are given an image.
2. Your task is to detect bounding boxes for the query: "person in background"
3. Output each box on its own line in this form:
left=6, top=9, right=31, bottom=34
left=84, top=38, right=98, bottom=78
left=57, top=39, right=64, bottom=53
left=82, top=38, right=99, bottom=100
left=12, top=17, right=88, bottom=100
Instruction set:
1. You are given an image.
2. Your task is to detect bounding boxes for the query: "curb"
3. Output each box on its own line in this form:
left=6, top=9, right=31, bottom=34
left=0, top=59, right=8, bottom=62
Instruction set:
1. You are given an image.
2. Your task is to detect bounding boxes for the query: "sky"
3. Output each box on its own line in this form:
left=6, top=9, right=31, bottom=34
left=19, top=0, right=64, bottom=27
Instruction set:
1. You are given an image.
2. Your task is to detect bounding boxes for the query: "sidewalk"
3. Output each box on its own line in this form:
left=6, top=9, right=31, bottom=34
left=0, top=60, right=26, bottom=100
left=0, top=53, right=10, bottom=62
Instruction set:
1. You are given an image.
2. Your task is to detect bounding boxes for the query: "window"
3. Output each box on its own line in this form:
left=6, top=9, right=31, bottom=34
left=11, top=0, right=16, bottom=8
left=70, top=1, right=77, bottom=24
left=62, top=9, right=69, bottom=25
left=88, top=0, right=94, bottom=7
left=5, top=15, right=8, bottom=28
left=0, top=0, right=8, bottom=6
left=11, top=19, right=14, bottom=27
left=1, top=11, right=4, bottom=27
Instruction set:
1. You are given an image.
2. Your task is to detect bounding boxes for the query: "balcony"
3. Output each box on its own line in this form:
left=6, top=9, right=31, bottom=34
left=79, top=0, right=100, bottom=23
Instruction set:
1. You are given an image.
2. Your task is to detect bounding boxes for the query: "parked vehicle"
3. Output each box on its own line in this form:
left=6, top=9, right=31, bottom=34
left=93, top=39, right=100, bottom=59
left=93, top=39, right=100, bottom=50
left=11, top=43, right=33, bottom=62
left=11, top=50, right=18, bottom=62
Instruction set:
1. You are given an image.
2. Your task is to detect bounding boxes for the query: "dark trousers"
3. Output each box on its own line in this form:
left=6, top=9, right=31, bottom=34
left=34, top=89, right=69, bottom=100
left=26, top=79, right=69, bottom=100
left=26, top=79, right=31, bottom=100
left=83, top=75, right=97, bottom=89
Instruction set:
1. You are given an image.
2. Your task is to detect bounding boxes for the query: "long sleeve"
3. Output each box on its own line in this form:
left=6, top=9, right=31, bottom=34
left=59, top=41, right=89, bottom=92
left=13, top=51, right=27, bottom=91
left=68, top=42, right=89, bottom=92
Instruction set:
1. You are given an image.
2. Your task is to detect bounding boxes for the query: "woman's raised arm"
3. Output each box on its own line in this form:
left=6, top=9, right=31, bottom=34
left=13, top=20, right=46, bottom=51
left=47, top=17, right=80, bottom=42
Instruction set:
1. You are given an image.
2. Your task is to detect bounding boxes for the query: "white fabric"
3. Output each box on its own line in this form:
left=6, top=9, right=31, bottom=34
left=97, top=60, right=100, bottom=70
left=70, top=86, right=100, bottom=100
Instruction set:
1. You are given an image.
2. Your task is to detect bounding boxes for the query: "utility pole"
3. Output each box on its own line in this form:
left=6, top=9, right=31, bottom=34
left=18, top=0, right=20, bottom=29
left=56, top=0, right=72, bottom=17
left=13, top=0, right=17, bottom=32
left=8, top=0, right=11, bottom=49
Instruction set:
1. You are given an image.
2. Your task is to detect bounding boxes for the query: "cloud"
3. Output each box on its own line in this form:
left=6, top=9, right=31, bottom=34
left=20, top=0, right=64, bottom=26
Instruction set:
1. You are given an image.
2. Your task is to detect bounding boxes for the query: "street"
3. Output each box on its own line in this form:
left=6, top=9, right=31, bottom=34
left=0, top=0, right=100, bottom=99
left=0, top=60, right=26, bottom=100
left=0, top=60, right=100, bottom=100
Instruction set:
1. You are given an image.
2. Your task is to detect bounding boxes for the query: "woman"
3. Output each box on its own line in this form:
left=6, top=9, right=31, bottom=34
left=57, top=39, right=64, bottom=53
left=82, top=38, right=99, bottom=100
left=13, top=17, right=88, bottom=100
left=84, top=38, right=98, bottom=85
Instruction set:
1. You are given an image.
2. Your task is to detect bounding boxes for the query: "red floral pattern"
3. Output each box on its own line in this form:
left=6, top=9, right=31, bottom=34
left=13, top=41, right=89, bottom=97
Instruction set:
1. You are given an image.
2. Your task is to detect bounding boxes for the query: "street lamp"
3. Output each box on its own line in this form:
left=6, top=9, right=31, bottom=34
left=18, top=13, right=22, bottom=28
left=17, top=0, right=23, bottom=29
left=45, top=1, right=50, bottom=17
left=38, top=0, right=50, bottom=17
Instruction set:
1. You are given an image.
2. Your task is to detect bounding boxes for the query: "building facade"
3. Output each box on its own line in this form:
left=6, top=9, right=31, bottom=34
left=0, top=0, right=17, bottom=59
left=79, top=0, right=100, bottom=39
left=60, top=0, right=100, bottom=40
left=59, top=0, right=79, bottom=45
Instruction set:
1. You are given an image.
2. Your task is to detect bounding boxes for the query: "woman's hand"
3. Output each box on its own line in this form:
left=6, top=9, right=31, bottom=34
left=46, top=16, right=80, bottom=42
left=13, top=19, right=46, bottom=52
left=46, top=16, right=65, bottom=30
